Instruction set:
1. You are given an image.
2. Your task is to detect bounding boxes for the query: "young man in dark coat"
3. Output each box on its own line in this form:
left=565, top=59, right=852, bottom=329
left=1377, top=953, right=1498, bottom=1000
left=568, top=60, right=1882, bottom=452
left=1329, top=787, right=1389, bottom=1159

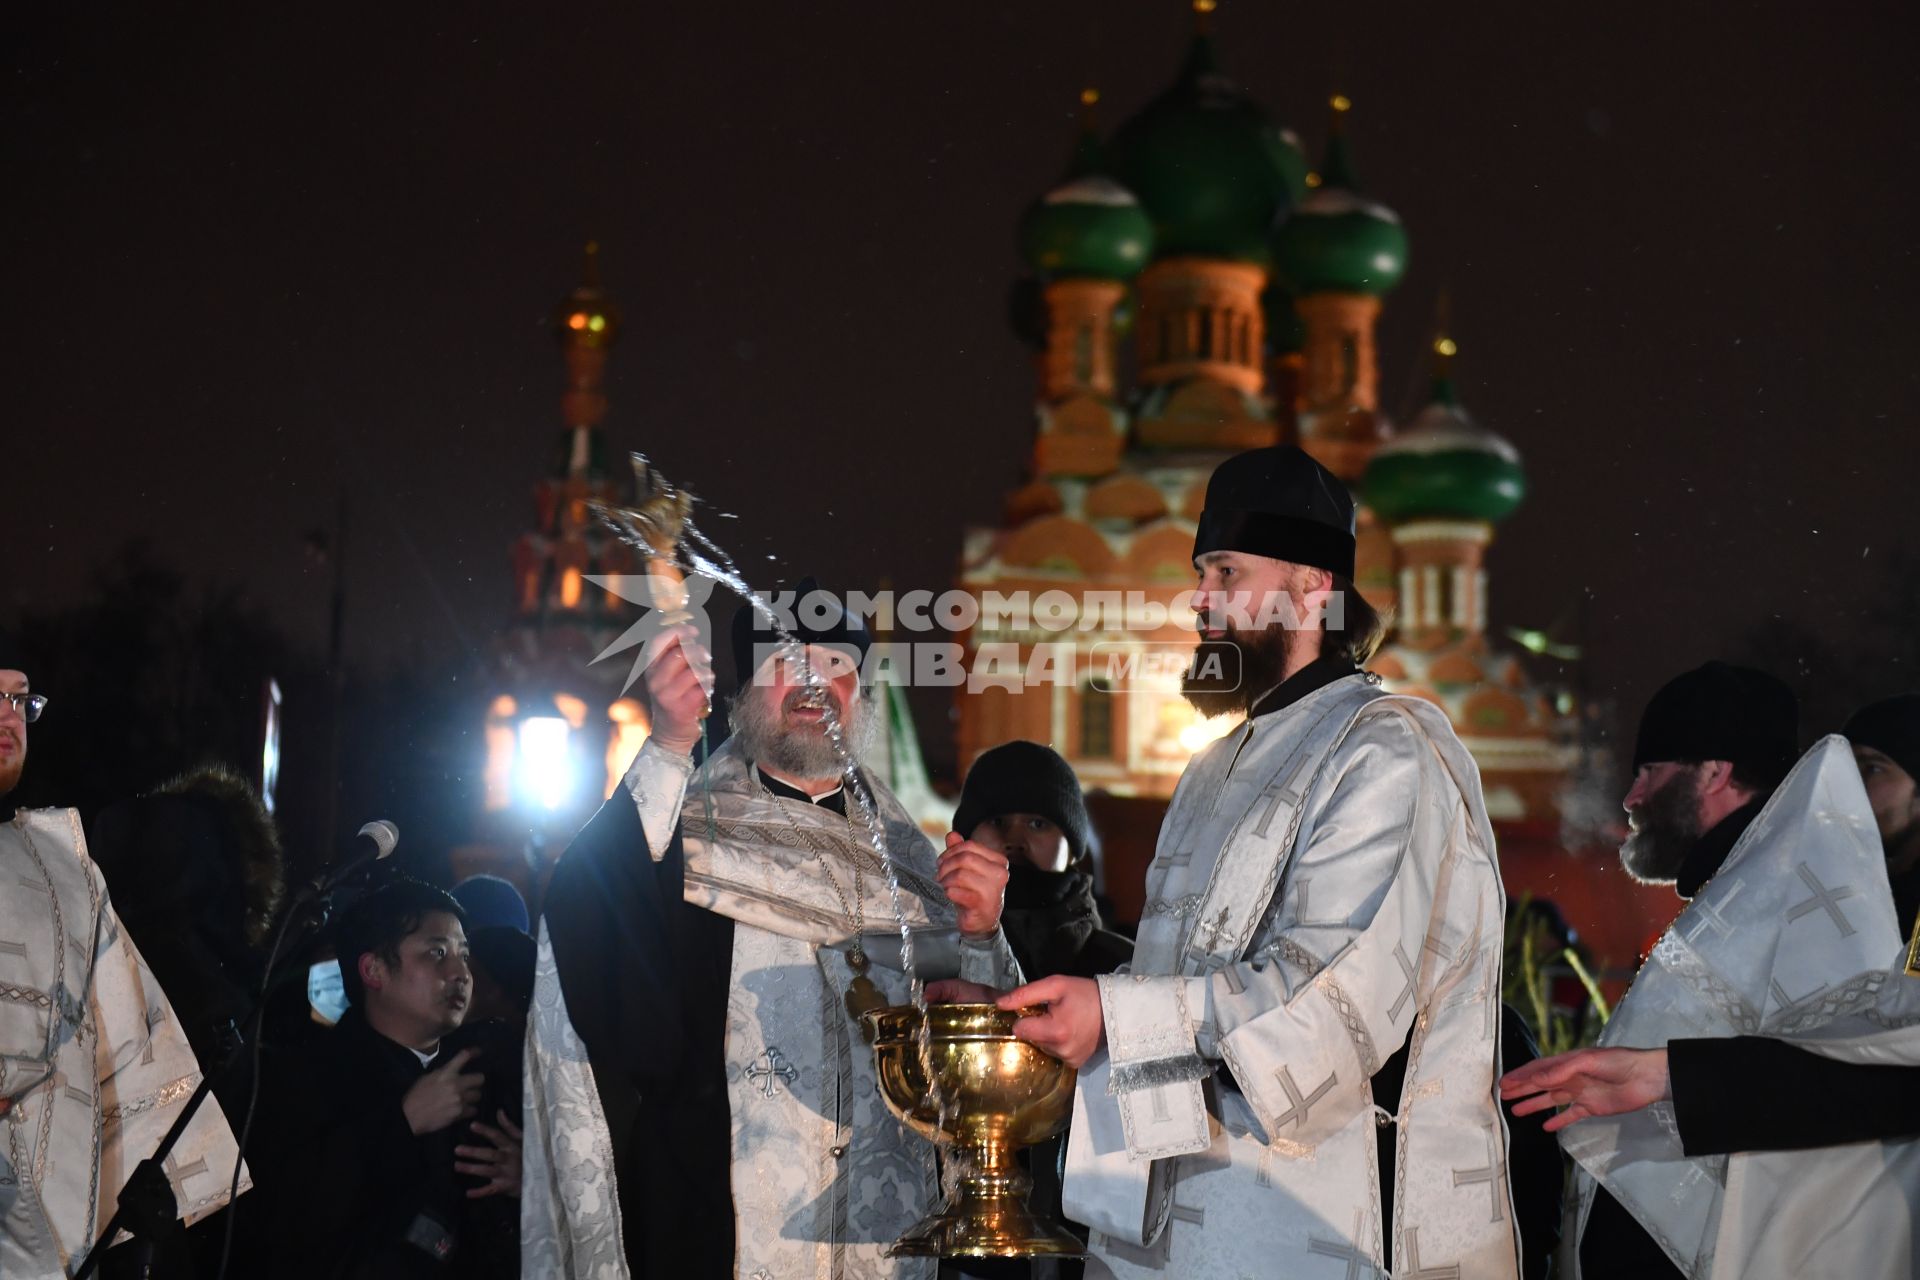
left=942, top=740, right=1128, bottom=1280
left=952, top=740, right=1131, bottom=982
left=243, top=879, right=522, bottom=1279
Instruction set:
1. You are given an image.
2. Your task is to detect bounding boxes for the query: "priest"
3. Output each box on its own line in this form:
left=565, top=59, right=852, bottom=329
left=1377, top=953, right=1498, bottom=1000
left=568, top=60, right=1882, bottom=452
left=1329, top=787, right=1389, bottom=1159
left=986, top=448, right=1521, bottom=1278
left=1558, top=665, right=1879, bottom=1278
left=1, top=667, right=248, bottom=1278
left=1505, top=672, right=1914, bottom=1278
left=521, top=585, right=1020, bottom=1279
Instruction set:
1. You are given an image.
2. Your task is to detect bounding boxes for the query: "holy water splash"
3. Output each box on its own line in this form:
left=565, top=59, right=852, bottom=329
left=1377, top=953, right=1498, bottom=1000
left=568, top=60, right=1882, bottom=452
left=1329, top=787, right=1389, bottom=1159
left=673, top=519, right=964, bottom=1150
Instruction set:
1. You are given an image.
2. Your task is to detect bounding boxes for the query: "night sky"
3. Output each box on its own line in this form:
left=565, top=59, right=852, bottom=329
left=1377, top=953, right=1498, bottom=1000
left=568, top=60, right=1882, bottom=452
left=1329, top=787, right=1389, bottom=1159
left=6, top=2, right=1918, bottom=778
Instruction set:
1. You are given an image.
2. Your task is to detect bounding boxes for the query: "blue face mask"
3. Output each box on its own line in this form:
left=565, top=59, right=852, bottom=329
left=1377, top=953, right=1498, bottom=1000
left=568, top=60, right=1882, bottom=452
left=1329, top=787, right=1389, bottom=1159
left=308, top=959, right=349, bottom=1026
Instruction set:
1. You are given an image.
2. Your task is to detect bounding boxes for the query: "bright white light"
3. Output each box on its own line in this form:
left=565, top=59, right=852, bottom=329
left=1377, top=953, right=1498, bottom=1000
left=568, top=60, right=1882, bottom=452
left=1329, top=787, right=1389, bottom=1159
left=1177, top=714, right=1239, bottom=754
left=518, top=716, right=574, bottom=810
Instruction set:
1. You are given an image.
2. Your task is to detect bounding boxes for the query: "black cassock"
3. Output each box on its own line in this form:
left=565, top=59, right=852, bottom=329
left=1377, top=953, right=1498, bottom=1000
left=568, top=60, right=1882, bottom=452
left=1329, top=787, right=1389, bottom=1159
left=541, top=789, right=737, bottom=1276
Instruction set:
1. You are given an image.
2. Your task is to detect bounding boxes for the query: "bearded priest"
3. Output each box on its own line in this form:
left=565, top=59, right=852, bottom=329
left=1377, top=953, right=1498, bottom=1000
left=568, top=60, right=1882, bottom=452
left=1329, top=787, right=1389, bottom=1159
left=522, top=583, right=1020, bottom=1279
left=992, top=447, right=1521, bottom=1279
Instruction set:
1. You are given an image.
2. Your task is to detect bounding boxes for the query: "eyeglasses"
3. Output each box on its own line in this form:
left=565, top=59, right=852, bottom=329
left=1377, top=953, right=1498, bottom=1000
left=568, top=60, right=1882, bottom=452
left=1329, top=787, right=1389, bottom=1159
left=0, top=693, right=47, bottom=723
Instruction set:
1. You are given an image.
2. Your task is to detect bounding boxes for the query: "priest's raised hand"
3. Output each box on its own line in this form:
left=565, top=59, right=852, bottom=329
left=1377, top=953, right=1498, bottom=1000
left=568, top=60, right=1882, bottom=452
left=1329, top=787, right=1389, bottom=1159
left=936, top=830, right=1011, bottom=937
left=642, top=622, right=716, bottom=754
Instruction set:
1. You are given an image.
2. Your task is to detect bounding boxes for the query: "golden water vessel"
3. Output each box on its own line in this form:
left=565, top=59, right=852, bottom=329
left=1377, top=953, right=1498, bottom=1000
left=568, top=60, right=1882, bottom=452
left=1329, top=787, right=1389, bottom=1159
left=862, top=1002, right=1086, bottom=1259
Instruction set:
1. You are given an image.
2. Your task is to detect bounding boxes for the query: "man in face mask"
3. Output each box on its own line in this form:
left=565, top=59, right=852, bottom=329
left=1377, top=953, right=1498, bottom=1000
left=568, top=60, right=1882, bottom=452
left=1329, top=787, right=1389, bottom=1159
left=951, top=739, right=1130, bottom=984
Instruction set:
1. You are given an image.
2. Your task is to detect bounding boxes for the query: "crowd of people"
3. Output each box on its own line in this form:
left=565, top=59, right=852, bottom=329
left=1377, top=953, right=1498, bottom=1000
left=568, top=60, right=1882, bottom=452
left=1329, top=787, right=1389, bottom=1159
left=5, top=444, right=1920, bottom=1278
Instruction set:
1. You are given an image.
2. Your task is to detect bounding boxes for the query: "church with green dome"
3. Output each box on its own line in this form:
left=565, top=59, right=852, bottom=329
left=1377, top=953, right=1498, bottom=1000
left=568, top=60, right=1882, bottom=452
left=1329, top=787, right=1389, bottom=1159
left=954, top=1, right=1625, bottom=952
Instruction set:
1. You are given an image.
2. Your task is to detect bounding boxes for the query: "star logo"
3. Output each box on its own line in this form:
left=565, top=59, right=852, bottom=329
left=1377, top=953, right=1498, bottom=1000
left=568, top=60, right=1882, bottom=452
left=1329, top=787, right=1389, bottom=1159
left=585, top=571, right=721, bottom=697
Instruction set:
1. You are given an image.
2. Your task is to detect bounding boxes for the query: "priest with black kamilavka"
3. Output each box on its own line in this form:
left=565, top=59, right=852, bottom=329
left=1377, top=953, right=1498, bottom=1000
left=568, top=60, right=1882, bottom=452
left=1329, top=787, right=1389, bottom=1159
left=984, top=447, right=1520, bottom=1278
left=1503, top=674, right=1920, bottom=1278
left=522, top=585, right=1020, bottom=1279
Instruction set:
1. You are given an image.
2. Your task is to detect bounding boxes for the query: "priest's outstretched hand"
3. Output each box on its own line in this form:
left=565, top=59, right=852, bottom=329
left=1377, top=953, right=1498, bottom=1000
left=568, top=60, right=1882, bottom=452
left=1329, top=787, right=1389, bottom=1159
left=643, top=622, right=716, bottom=754
left=1500, top=1046, right=1671, bottom=1133
left=997, top=975, right=1103, bottom=1069
left=936, top=831, right=1010, bottom=938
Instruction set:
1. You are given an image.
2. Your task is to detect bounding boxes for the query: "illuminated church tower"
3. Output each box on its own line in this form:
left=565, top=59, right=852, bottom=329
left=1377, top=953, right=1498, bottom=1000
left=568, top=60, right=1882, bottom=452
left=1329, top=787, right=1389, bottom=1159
left=460, top=245, right=651, bottom=891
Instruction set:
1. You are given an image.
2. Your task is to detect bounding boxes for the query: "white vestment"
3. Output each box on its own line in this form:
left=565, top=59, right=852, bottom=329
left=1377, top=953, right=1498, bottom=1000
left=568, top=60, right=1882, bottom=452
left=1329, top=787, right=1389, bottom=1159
left=1707, top=975, right=1920, bottom=1279
left=1064, top=673, right=1520, bottom=1279
left=523, top=741, right=1022, bottom=1280
left=0, top=808, right=248, bottom=1279
left=1561, top=735, right=1906, bottom=1278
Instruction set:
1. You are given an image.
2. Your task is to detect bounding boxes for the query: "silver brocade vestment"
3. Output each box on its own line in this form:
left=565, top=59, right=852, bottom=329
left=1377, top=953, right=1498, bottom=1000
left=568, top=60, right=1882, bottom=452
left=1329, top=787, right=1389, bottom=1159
left=1561, top=736, right=1914, bottom=1278
left=522, top=742, right=1021, bottom=1279
left=1064, top=673, right=1521, bottom=1279
left=0, top=808, right=248, bottom=1279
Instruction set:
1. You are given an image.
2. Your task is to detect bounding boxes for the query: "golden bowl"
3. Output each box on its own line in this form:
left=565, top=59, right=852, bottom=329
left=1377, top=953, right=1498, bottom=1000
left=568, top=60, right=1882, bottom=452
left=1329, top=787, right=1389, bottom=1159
left=861, top=1002, right=1085, bottom=1259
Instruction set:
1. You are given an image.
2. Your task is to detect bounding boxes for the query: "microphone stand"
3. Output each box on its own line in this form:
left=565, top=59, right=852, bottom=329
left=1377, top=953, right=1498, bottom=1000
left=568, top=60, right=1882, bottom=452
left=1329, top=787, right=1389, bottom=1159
left=72, top=860, right=367, bottom=1279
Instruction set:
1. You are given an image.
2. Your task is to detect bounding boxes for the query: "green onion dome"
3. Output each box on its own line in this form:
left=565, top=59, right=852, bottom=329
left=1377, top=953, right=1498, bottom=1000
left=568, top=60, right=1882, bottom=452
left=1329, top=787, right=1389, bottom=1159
left=1364, top=340, right=1525, bottom=523
left=1275, top=99, right=1408, bottom=297
left=1018, top=97, right=1157, bottom=281
left=1107, top=26, right=1308, bottom=266
left=1019, top=176, right=1154, bottom=280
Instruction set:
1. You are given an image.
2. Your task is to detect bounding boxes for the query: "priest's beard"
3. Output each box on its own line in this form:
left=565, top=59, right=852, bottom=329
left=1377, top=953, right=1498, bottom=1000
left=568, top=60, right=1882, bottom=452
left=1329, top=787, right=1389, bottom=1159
left=1181, top=620, right=1297, bottom=718
left=728, top=685, right=877, bottom=783
left=1620, top=769, right=1707, bottom=884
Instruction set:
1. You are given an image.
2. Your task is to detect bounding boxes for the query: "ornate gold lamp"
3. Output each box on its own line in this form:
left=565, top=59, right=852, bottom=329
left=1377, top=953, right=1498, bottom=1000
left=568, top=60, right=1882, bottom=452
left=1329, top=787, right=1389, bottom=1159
left=862, top=1003, right=1086, bottom=1259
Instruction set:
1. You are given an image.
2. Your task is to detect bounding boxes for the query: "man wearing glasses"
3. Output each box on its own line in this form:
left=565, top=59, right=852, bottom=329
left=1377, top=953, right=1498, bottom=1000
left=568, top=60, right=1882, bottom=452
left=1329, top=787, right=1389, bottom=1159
left=0, top=670, right=40, bottom=803
left=0, top=668, right=248, bottom=1278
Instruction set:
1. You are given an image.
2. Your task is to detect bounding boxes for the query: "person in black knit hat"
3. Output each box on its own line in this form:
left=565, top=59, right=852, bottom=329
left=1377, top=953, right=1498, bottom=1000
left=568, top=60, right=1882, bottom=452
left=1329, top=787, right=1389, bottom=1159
left=948, top=742, right=1129, bottom=1280
left=952, top=740, right=1131, bottom=982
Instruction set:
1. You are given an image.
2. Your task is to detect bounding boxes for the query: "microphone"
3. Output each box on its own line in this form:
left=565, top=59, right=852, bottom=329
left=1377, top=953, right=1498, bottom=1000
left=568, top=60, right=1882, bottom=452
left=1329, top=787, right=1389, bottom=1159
left=310, top=820, right=400, bottom=896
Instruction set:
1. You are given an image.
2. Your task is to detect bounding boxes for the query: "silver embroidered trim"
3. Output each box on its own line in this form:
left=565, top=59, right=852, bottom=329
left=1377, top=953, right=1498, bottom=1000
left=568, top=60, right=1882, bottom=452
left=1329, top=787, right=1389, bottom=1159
left=103, top=1072, right=198, bottom=1120
left=1315, top=972, right=1381, bottom=1077
left=1108, top=1055, right=1212, bottom=1094
left=1649, top=930, right=1761, bottom=1034
left=1765, top=968, right=1890, bottom=1034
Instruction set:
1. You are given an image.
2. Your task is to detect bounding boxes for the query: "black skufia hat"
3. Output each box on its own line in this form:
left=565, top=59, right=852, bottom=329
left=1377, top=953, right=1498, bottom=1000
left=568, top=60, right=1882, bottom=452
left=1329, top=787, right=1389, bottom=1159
left=730, top=576, right=873, bottom=690
left=1844, top=693, right=1920, bottom=786
left=952, top=740, right=1091, bottom=862
left=1632, top=661, right=1799, bottom=787
left=1192, top=445, right=1358, bottom=578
